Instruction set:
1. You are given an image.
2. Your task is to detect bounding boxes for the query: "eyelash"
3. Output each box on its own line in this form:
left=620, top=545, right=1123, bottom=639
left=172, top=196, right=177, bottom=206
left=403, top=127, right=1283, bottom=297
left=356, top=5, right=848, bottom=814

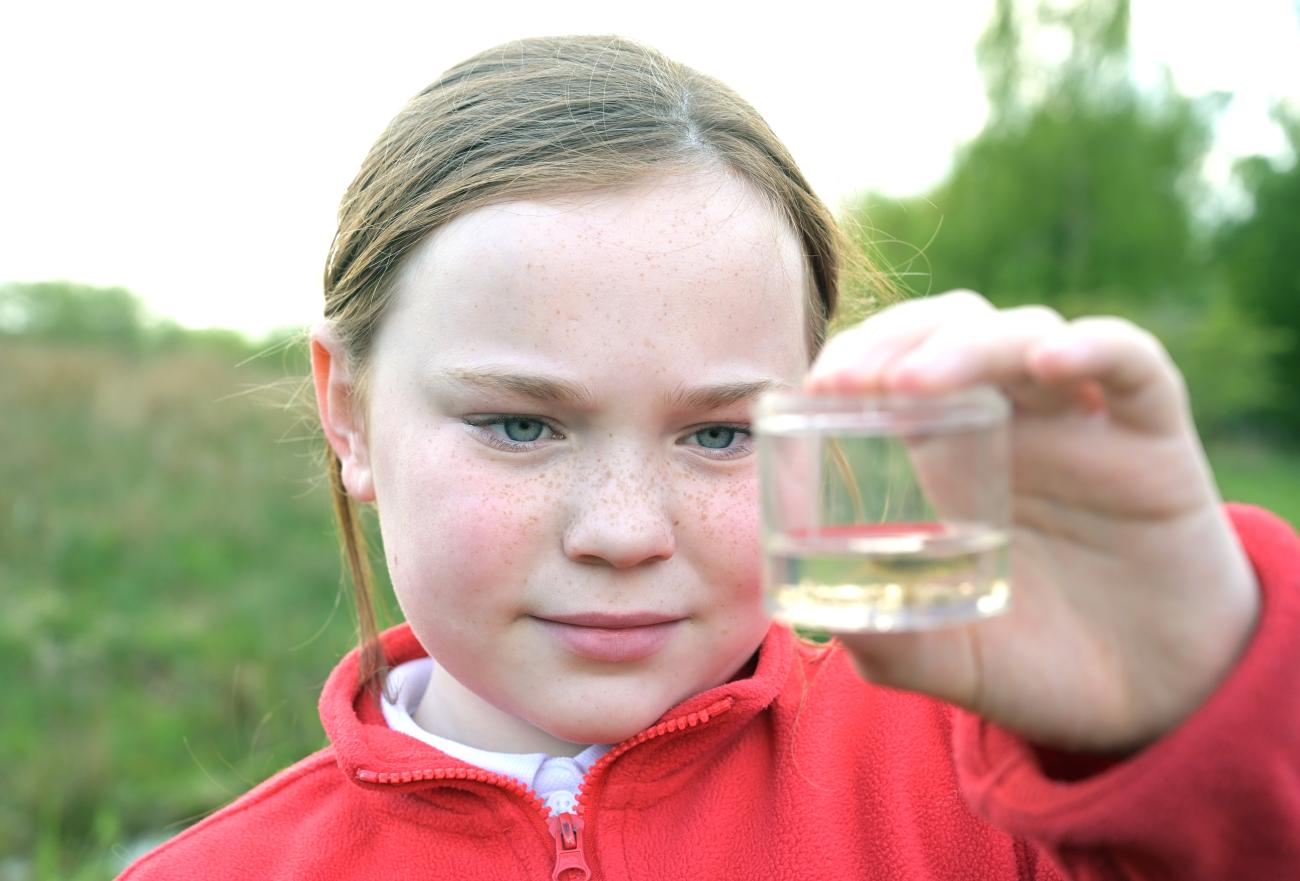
left=462, top=415, right=565, bottom=452
left=686, top=425, right=753, bottom=460
left=461, top=415, right=753, bottom=459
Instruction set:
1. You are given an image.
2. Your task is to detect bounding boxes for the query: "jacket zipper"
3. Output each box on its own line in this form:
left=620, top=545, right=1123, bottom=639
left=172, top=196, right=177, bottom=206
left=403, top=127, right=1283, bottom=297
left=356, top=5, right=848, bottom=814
left=547, top=811, right=589, bottom=881
left=356, top=697, right=733, bottom=880
left=357, top=764, right=592, bottom=879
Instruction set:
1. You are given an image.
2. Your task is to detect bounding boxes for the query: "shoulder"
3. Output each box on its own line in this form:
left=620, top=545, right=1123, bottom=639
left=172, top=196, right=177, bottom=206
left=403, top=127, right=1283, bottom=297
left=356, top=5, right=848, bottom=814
left=117, top=748, right=355, bottom=880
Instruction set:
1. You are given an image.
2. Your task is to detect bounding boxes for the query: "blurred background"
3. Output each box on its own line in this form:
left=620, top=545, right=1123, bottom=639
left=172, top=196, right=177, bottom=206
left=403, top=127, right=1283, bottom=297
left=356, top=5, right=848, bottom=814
left=3, top=0, right=1298, bottom=877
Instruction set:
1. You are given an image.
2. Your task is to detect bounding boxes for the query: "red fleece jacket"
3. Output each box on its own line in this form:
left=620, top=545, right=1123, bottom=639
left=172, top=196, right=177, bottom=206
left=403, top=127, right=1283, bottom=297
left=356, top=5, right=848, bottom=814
left=120, top=504, right=1300, bottom=880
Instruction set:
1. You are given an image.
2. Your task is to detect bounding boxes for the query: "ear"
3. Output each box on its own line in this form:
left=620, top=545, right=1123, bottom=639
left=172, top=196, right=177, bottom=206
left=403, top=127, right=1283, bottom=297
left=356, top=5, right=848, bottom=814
left=310, top=322, right=376, bottom=503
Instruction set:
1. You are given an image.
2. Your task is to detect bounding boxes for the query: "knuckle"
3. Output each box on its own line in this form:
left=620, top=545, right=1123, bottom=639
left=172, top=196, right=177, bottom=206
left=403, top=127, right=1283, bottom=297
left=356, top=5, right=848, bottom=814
left=1006, top=304, right=1064, bottom=327
left=1075, top=314, right=1148, bottom=341
left=939, top=288, right=993, bottom=311
left=1130, top=323, right=1168, bottom=357
left=817, top=323, right=871, bottom=361
left=832, top=320, right=873, bottom=346
left=1074, top=316, right=1175, bottom=365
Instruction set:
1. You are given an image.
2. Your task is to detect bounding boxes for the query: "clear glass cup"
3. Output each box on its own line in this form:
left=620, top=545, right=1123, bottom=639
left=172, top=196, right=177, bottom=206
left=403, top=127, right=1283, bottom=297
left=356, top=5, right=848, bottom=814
left=754, top=386, right=1012, bottom=633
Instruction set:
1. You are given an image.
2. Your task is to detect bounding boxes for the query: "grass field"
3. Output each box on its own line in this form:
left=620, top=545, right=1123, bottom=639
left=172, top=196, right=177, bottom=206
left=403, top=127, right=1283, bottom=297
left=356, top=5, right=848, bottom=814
left=1, top=341, right=397, bottom=880
left=2, top=340, right=1296, bottom=880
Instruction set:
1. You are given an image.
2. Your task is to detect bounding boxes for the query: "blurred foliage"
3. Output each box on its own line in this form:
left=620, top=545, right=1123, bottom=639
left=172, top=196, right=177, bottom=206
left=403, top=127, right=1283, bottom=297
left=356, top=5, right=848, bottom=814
left=0, top=281, right=310, bottom=372
left=846, top=0, right=1295, bottom=441
left=0, top=282, right=147, bottom=348
left=1, top=329, right=398, bottom=879
left=1217, top=111, right=1300, bottom=435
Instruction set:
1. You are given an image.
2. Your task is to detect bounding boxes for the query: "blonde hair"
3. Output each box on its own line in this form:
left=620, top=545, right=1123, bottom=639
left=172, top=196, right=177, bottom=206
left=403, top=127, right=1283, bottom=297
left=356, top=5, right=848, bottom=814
left=322, top=35, right=878, bottom=694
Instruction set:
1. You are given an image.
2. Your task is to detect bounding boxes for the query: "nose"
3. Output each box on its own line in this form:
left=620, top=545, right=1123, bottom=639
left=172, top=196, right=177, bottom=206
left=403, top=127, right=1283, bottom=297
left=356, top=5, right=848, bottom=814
left=562, top=452, right=676, bottom=569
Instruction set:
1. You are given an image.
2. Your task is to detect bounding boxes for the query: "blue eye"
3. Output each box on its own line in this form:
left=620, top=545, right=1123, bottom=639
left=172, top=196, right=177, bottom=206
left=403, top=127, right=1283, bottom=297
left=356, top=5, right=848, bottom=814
left=463, top=415, right=561, bottom=451
left=685, top=425, right=752, bottom=459
left=502, top=417, right=544, bottom=442
left=694, top=426, right=737, bottom=449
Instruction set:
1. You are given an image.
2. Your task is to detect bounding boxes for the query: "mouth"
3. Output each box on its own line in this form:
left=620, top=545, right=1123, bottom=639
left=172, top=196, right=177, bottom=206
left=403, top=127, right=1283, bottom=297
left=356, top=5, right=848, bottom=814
left=532, top=613, right=685, bottom=662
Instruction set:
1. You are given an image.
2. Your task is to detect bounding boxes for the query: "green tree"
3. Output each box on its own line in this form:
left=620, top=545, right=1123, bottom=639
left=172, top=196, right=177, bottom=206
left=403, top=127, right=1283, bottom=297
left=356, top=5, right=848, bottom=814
left=0, top=281, right=146, bottom=347
left=0, top=280, right=305, bottom=369
left=1217, top=111, right=1300, bottom=436
left=853, top=0, right=1215, bottom=306
left=845, top=0, right=1284, bottom=437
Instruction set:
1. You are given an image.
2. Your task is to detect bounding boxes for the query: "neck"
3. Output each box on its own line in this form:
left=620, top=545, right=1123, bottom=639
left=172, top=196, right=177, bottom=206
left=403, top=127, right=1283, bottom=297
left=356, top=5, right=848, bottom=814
left=413, top=663, right=588, bottom=757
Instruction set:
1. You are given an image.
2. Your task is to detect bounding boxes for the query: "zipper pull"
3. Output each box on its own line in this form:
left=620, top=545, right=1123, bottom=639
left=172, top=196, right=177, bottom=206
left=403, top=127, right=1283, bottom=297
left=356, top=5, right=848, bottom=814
left=547, top=812, right=591, bottom=881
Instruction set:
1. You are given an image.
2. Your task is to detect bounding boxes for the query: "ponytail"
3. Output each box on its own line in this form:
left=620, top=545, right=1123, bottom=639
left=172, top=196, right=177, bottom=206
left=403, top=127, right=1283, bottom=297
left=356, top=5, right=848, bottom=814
left=324, top=444, right=387, bottom=696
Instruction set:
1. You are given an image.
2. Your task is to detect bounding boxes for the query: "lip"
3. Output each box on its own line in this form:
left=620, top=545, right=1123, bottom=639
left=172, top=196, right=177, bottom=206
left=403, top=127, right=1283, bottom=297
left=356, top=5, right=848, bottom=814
left=533, top=614, right=684, bottom=662
left=542, top=611, right=681, bottom=628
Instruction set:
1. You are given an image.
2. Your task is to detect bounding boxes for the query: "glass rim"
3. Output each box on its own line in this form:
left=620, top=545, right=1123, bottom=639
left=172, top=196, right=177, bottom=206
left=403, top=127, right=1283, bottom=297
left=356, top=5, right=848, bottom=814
left=753, top=385, right=1009, bottom=431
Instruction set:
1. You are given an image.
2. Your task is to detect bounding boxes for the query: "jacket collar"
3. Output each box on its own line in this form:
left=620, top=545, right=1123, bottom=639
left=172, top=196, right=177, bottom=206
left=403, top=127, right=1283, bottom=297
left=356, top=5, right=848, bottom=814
left=320, top=621, right=795, bottom=790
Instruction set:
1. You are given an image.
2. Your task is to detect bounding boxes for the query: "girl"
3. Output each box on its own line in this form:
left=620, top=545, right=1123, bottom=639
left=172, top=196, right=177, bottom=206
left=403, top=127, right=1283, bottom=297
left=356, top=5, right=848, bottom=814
left=121, top=36, right=1300, bottom=880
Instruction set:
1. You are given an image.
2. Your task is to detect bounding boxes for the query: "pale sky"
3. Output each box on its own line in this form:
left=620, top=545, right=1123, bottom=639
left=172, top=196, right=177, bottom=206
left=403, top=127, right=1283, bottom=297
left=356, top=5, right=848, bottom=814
left=2, top=0, right=1297, bottom=336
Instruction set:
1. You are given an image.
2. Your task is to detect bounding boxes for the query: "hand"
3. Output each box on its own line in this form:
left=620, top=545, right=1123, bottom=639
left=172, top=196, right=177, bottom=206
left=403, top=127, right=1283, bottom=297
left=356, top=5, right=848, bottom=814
left=806, top=290, right=1260, bottom=753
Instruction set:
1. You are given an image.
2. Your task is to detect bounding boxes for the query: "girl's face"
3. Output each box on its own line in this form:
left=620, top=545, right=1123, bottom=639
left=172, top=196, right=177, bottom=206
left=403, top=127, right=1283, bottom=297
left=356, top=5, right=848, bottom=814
left=330, top=169, right=810, bottom=751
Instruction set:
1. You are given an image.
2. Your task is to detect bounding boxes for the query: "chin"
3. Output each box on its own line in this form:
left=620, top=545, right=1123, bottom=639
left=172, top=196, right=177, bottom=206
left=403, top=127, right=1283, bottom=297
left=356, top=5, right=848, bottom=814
left=542, top=710, right=661, bottom=747
left=532, top=689, right=682, bottom=746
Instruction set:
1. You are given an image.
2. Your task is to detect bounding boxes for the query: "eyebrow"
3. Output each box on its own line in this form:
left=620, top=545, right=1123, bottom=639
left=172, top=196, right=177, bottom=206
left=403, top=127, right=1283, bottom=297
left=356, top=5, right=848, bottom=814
left=434, top=367, right=787, bottom=411
left=438, top=367, right=595, bottom=407
left=669, top=378, right=789, bottom=411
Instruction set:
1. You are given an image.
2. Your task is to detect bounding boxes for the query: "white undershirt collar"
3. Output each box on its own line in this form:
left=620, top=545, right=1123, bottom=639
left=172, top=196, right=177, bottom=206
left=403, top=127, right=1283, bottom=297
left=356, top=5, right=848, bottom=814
left=380, top=657, right=611, bottom=814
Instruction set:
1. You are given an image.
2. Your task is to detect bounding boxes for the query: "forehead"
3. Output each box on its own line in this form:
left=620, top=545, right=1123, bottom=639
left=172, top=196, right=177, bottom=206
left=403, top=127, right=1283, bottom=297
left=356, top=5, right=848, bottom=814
left=378, top=169, right=810, bottom=382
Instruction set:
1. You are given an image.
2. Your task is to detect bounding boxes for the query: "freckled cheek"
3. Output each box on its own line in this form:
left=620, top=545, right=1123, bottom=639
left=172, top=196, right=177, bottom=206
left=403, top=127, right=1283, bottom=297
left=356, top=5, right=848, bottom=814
left=382, top=463, right=556, bottom=608
left=691, top=478, right=763, bottom=598
left=459, top=495, right=552, bottom=573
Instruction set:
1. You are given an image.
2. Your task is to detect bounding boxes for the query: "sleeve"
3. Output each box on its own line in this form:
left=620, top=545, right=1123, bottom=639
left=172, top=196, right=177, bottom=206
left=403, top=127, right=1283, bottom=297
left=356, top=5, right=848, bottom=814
left=950, top=503, right=1300, bottom=881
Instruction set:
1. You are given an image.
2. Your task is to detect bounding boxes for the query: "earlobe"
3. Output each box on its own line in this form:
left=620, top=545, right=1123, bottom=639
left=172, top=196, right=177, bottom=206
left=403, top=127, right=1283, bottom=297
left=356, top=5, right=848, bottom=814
left=310, top=323, right=376, bottom=503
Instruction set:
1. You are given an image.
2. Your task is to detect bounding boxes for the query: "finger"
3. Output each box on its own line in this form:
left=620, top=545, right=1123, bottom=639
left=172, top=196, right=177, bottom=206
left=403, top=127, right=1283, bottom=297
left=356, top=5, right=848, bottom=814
left=1026, top=317, right=1187, bottom=434
left=807, top=290, right=994, bottom=392
left=882, top=305, right=1069, bottom=394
